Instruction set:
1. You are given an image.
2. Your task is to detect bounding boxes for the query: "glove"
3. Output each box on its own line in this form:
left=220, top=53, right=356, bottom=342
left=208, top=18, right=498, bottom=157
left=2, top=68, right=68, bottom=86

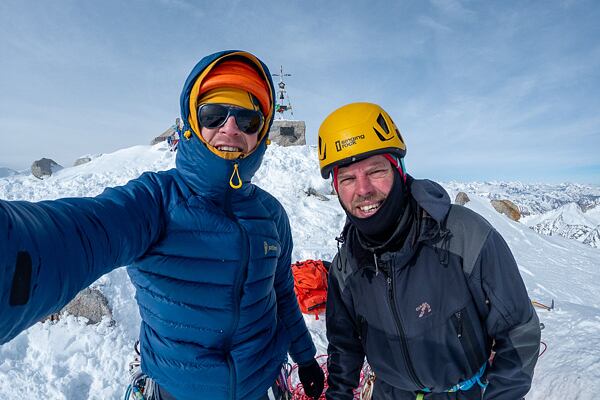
left=298, top=359, right=325, bottom=399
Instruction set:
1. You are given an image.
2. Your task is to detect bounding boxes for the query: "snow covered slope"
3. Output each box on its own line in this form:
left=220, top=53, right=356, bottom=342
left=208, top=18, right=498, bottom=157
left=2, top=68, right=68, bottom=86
left=1, top=142, right=599, bottom=399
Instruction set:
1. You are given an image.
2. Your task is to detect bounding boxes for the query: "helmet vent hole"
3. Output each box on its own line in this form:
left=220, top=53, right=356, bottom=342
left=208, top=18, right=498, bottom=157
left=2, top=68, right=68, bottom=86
left=377, top=114, right=390, bottom=134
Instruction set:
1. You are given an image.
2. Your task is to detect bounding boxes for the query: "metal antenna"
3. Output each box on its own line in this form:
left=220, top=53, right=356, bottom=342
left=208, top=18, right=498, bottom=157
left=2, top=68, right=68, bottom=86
left=272, top=66, right=294, bottom=119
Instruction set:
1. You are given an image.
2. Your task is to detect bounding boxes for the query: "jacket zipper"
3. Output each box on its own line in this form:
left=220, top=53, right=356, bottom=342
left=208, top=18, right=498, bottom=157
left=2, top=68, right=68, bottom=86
left=453, top=309, right=480, bottom=372
left=224, top=183, right=250, bottom=400
left=386, top=271, right=425, bottom=390
left=455, top=310, right=463, bottom=338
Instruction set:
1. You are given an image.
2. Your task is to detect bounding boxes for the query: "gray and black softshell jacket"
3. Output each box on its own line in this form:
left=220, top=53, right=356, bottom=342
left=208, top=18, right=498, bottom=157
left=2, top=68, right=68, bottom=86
left=326, top=177, right=541, bottom=400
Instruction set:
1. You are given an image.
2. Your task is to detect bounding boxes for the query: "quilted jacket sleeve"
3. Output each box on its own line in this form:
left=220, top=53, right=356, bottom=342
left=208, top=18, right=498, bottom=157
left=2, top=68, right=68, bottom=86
left=0, top=172, right=165, bottom=344
left=272, top=207, right=316, bottom=366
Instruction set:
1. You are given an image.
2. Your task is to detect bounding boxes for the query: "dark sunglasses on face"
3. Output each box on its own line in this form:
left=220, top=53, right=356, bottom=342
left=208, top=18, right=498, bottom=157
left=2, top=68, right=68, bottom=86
left=197, top=103, right=264, bottom=135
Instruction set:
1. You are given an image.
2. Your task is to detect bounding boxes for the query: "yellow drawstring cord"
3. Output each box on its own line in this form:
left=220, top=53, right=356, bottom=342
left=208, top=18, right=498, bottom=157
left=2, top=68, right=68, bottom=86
left=229, top=163, right=242, bottom=189
left=183, top=130, right=192, bottom=139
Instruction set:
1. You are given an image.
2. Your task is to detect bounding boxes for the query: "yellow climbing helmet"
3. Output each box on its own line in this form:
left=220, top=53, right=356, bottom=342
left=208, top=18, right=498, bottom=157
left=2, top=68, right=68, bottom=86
left=318, top=102, right=406, bottom=178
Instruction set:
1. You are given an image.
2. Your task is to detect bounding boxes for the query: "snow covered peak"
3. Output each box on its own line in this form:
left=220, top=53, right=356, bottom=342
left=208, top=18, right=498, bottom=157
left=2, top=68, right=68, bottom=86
left=522, top=202, right=600, bottom=248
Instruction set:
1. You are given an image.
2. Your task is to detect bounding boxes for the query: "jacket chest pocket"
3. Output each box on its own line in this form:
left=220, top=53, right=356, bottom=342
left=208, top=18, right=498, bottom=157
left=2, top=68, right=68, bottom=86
left=451, top=306, right=487, bottom=373
left=394, top=261, right=471, bottom=338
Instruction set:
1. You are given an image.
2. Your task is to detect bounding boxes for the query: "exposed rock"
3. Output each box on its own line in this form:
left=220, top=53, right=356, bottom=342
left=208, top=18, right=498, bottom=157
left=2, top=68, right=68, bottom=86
left=491, top=199, right=521, bottom=221
left=74, top=156, right=92, bottom=166
left=31, top=158, right=62, bottom=180
left=44, top=287, right=114, bottom=325
left=268, top=120, right=306, bottom=146
left=455, top=192, right=470, bottom=205
left=579, top=197, right=600, bottom=212
left=583, top=227, right=600, bottom=248
left=305, top=187, right=330, bottom=201
left=65, top=287, right=113, bottom=325
left=531, top=215, right=591, bottom=241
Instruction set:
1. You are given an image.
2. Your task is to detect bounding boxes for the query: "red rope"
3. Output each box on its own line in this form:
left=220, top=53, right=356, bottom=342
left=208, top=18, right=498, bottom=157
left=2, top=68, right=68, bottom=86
left=289, top=343, right=549, bottom=399
left=287, top=355, right=372, bottom=400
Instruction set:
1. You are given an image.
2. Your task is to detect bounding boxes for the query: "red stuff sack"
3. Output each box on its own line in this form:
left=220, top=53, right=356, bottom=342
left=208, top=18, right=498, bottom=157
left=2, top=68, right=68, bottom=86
left=291, top=260, right=330, bottom=319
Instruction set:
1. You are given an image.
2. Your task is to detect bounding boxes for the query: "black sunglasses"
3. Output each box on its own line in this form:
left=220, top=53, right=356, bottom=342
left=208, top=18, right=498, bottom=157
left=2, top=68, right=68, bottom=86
left=197, top=103, right=264, bottom=135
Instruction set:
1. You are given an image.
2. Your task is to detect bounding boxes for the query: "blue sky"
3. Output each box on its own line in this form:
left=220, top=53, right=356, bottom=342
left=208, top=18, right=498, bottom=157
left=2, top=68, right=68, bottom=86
left=1, top=0, right=599, bottom=184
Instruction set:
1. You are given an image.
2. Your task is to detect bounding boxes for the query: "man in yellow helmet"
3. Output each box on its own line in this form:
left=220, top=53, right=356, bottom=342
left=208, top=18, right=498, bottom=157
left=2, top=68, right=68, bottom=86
left=318, top=103, right=540, bottom=400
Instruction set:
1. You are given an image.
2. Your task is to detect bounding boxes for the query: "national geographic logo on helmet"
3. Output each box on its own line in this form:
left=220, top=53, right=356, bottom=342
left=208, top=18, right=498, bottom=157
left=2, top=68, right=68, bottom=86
left=335, top=134, right=365, bottom=152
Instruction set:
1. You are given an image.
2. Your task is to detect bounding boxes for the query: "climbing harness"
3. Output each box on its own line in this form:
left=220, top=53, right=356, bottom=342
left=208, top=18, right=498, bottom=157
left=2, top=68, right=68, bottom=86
left=124, top=341, right=161, bottom=400
left=275, top=362, right=293, bottom=400
left=418, top=363, right=488, bottom=398
left=359, top=368, right=376, bottom=400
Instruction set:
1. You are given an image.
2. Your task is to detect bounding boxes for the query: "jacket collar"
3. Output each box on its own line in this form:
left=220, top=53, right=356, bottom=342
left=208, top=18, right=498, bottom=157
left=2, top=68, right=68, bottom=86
left=175, top=133, right=264, bottom=199
left=345, top=175, right=451, bottom=254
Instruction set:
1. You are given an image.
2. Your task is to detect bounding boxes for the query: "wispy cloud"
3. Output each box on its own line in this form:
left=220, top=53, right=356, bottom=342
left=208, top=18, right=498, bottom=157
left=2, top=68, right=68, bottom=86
left=1, top=1, right=599, bottom=183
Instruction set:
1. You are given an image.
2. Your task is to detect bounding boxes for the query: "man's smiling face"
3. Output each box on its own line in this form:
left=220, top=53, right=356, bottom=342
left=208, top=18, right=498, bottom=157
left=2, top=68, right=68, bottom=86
left=336, top=154, right=394, bottom=218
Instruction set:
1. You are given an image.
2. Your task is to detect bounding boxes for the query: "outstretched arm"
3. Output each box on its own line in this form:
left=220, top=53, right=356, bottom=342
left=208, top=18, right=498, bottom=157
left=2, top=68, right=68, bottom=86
left=0, top=172, right=165, bottom=343
left=272, top=209, right=316, bottom=365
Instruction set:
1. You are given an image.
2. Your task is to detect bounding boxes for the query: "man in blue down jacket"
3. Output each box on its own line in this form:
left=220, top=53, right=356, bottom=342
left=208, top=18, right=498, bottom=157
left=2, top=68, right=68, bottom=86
left=0, top=50, right=324, bottom=400
left=317, top=103, right=541, bottom=399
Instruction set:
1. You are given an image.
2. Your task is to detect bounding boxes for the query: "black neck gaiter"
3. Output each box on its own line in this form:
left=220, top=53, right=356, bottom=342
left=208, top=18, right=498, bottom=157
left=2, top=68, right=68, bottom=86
left=344, top=168, right=408, bottom=245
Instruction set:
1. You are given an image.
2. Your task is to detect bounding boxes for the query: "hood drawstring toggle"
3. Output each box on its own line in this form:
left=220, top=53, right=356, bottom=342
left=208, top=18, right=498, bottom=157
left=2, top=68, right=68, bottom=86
left=229, top=163, right=243, bottom=189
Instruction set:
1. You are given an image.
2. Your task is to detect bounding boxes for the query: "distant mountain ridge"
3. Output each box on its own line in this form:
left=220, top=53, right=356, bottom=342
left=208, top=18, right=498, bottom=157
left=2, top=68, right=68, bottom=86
left=524, top=203, right=600, bottom=248
left=444, top=181, right=600, bottom=215
left=0, top=167, right=18, bottom=178
left=444, top=181, right=600, bottom=249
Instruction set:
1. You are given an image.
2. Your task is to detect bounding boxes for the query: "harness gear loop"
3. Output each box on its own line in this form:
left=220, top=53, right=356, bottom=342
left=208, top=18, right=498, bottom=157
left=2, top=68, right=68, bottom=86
left=124, top=340, right=161, bottom=400
left=229, top=163, right=243, bottom=189
left=360, top=370, right=376, bottom=400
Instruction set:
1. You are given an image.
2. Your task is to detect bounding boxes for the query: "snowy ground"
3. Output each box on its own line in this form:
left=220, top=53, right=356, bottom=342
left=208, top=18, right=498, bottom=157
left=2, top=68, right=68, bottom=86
left=1, top=142, right=599, bottom=399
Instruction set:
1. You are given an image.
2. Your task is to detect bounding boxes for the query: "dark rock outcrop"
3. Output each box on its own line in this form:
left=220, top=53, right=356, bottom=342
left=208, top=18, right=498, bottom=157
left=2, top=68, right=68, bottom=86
left=31, top=158, right=62, bottom=179
left=44, top=287, right=114, bottom=325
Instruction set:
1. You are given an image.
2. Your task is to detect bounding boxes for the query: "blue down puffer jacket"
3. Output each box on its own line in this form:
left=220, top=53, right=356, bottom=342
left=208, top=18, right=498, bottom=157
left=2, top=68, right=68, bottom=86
left=0, top=50, right=316, bottom=400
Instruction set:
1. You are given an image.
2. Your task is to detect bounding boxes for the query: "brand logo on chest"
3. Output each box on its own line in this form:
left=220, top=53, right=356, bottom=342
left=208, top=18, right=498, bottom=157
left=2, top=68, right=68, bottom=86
left=415, top=302, right=432, bottom=318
